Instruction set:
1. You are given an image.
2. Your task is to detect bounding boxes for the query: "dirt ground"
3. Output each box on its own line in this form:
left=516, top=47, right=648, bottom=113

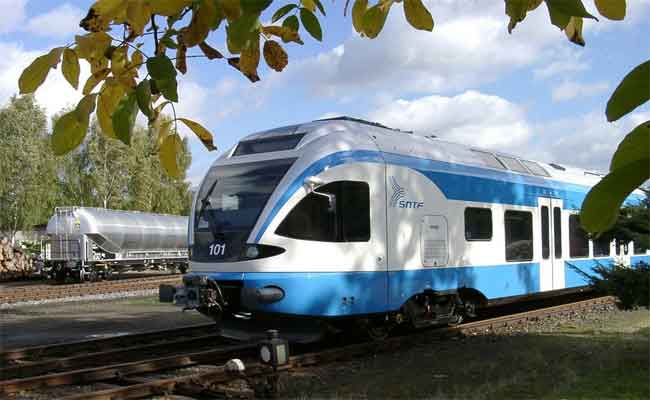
left=280, top=308, right=650, bottom=399
left=0, top=296, right=212, bottom=349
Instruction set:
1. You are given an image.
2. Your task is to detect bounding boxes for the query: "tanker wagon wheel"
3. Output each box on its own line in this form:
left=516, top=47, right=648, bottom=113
left=54, top=266, right=66, bottom=284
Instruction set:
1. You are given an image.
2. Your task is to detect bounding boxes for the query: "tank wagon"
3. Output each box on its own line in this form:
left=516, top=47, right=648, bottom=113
left=45, top=207, right=189, bottom=282
left=172, top=117, right=648, bottom=340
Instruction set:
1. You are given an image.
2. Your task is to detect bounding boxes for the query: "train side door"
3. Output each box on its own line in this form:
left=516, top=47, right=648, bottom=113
left=538, top=197, right=564, bottom=291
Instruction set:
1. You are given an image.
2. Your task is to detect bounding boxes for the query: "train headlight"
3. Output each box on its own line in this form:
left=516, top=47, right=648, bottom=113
left=245, top=245, right=260, bottom=259
left=259, top=330, right=289, bottom=367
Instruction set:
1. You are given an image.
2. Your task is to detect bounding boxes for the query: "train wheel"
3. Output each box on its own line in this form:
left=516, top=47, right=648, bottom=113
left=179, top=264, right=188, bottom=274
left=54, top=268, right=66, bottom=284
left=359, top=318, right=393, bottom=341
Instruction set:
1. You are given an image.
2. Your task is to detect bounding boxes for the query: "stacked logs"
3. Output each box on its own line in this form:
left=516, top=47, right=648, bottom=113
left=0, top=237, right=34, bottom=280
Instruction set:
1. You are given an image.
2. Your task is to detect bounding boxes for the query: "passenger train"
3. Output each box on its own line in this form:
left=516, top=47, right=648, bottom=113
left=173, top=117, right=648, bottom=340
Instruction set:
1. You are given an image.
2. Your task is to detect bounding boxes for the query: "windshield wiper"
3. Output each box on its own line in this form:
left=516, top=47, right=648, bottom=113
left=196, top=178, right=224, bottom=241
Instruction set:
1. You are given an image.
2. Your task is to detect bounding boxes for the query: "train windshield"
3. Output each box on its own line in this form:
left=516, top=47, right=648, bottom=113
left=192, top=158, right=295, bottom=262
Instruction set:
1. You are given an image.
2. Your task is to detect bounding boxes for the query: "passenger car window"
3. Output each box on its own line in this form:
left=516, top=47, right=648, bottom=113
left=504, top=210, right=533, bottom=261
left=522, top=160, right=551, bottom=177
left=569, top=214, right=589, bottom=258
left=497, top=156, right=529, bottom=174
left=275, top=181, right=370, bottom=242
left=593, top=235, right=611, bottom=257
left=471, top=150, right=505, bottom=170
left=465, top=207, right=492, bottom=241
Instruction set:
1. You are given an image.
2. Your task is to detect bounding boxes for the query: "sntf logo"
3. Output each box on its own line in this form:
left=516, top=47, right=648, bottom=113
left=390, top=177, right=424, bottom=209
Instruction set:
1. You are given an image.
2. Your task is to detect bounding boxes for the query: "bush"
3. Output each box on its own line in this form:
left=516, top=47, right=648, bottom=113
left=571, top=262, right=649, bottom=309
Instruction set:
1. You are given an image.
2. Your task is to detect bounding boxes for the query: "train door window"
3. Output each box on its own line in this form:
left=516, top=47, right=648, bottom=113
left=504, top=210, right=533, bottom=261
left=541, top=206, right=550, bottom=259
left=464, top=207, right=492, bottom=240
left=497, top=156, right=529, bottom=174
left=275, top=181, right=370, bottom=242
left=569, top=215, right=589, bottom=258
left=553, top=207, right=562, bottom=258
left=593, top=235, right=611, bottom=257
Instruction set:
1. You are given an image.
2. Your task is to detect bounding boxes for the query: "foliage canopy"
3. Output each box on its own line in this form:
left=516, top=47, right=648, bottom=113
left=16, top=0, right=649, bottom=234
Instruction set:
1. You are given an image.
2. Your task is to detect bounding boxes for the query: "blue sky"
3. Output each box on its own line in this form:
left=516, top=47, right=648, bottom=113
left=1, top=0, right=648, bottom=185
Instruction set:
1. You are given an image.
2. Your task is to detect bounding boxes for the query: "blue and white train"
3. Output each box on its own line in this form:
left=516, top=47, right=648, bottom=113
left=175, top=117, right=648, bottom=339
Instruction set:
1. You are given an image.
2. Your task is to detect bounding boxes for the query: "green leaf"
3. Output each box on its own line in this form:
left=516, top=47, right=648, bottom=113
left=609, top=121, right=650, bottom=171
left=362, top=3, right=391, bottom=39
left=272, top=4, right=298, bottom=22
left=227, top=13, right=260, bottom=51
left=112, top=92, right=138, bottom=145
left=160, top=133, right=183, bottom=178
left=546, top=3, right=571, bottom=29
left=62, top=48, right=80, bottom=90
left=161, top=36, right=179, bottom=49
left=146, top=55, right=177, bottom=81
left=241, top=0, right=272, bottom=14
left=283, top=14, right=299, bottom=32
left=580, top=159, right=649, bottom=234
left=606, top=60, right=650, bottom=122
left=157, top=77, right=179, bottom=102
left=352, top=0, right=368, bottom=34
left=136, top=79, right=153, bottom=120
left=178, top=118, right=217, bottom=151
left=300, top=8, right=322, bottom=41
left=403, top=0, right=434, bottom=31
left=19, top=47, right=64, bottom=94
left=545, top=0, right=598, bottom=19
left=595, top=0, right=626, bottom=20
left=51, top=94, right=97, bottom=155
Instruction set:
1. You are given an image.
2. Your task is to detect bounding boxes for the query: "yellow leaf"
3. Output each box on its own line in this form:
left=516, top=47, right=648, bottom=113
left=362, top=3, right=391, bottom=39
left=239, top=34, right=260, bottom=77
left=262, top=25, right=303, bottom=44
left=564, top=17, right=585, bottom=46
left=131, top=50, right=144, bottom=69
left=75, top=33, right=112, bottom=74
left=178, top=118, right=216, bottom=151
left=51, top=94, right=97, bottom=155
left=404, top=0, right=434, bottom=31
left=263, top=40, right=288, bottom=72
left=18, top=47, right=64, bottom=94
left=352, top=0, right=368, bottom=34
left=159, top=133, right=183, bottom=178
left=127, top=0, right=152, bottom=35
left=82, top=68, right=109, bottom=95
left=182, top=0, right=217, bottom=47
left=97, top=79, right=125, bottom=138
left=62, top=48, right=81, bottom=90
left=595, top=0, right=626, bottom=20
left=149, top=0, right=192, bottom=16
left=301, top=0, right=316, bottom=12
left=110, top=46, right=128, bottom=77
left=82, top=0, right=126, bottom=32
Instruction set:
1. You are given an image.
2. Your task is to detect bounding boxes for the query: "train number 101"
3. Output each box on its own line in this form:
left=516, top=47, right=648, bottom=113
left=208, top=243, right=226, bottom=256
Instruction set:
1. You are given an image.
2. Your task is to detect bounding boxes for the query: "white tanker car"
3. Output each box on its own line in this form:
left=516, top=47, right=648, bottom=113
left=44, top=207, right=189, bottom=282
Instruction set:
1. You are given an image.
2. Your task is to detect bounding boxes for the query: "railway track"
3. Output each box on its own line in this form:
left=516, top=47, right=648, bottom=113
left=0, top=295, right=616, bottom=399
left=0, top=275, right=181, bottom=304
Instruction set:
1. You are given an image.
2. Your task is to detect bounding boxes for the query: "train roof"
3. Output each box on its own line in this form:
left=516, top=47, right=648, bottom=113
left=214, top=116, right=643, bottom=196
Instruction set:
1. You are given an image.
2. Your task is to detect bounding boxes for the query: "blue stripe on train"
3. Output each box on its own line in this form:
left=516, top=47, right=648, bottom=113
left=631, top=255, right=650, bottom=265
left=199, top=262, right=540, bottom=317
left=254, top=150, right=644, bottom=242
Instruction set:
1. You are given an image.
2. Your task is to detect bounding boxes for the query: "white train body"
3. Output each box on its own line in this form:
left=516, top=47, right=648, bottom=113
left=178, top=117, right=647, bottom=328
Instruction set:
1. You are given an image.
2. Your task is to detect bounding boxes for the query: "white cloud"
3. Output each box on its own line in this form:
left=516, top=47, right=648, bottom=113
left=529, top=110, right=650, bottom=172
left=0, top=0, right=26, bottom=34
left=0, top=41, right=88, bottom=119
left=551, top=80, right=610, bottom=102
left=25, top=3, right=84, bottom=39
left=285, top=0, right=560, bottom=98
left=533, top=51, right=590, bottom=80
left=367, top=90, right=532, bottom=152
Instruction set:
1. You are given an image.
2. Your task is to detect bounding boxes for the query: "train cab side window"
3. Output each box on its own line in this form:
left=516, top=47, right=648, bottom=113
left=275, top=181, right=370, bottom=242
left=464, top=208, right=492, bottom=241
left=504, top=210, right=533, bottom=261
left=569, top=214, right=589, bottom=258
